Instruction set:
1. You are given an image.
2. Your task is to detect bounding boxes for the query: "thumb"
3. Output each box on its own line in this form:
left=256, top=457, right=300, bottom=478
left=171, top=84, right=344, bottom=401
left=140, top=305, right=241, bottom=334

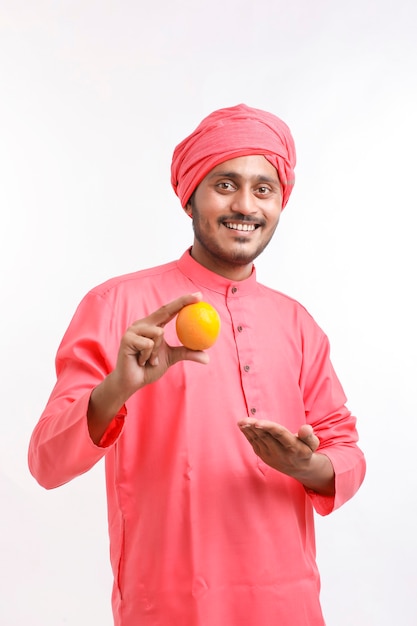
left=298, top=424, right=320, bottom=452
left=168, top=344, right=210, bottom=367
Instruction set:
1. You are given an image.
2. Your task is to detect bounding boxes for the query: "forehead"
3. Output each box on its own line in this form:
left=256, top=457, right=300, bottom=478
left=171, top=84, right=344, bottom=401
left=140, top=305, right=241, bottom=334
left=207, top=155, right=279, bottom=181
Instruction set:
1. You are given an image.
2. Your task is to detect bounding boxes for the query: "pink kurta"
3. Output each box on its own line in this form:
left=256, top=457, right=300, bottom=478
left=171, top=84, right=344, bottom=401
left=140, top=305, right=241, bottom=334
left=28, top=249, right=365, bottom=626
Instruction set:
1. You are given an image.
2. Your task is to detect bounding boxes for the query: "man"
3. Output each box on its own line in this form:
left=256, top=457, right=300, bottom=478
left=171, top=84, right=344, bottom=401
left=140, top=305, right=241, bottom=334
left=28, top=104, right=366, bottom=626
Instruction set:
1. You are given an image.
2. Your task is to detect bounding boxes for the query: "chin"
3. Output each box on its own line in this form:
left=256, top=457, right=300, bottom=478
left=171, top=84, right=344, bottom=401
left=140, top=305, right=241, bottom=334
left=225, top=247, right=262, bottom=265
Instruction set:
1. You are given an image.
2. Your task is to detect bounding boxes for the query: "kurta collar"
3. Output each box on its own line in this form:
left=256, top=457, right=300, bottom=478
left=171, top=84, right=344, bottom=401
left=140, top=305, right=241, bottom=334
left=177, top=248, right=258, bottom=296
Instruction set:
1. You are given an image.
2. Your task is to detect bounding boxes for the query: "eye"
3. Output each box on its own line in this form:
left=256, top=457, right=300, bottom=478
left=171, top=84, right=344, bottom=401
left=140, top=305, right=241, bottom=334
left=256, top=185, right=271, bottom=195
left=216, top=181, right=236, bottom=191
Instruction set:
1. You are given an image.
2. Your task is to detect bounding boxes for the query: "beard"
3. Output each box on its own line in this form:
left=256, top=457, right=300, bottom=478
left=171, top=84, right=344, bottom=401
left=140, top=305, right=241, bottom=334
left=190, top=203, right=278, bottom=268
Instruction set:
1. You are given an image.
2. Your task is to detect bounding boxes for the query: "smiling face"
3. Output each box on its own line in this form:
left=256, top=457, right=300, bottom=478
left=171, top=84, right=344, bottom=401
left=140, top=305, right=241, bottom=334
left=185, top=155, right=283, bottom=280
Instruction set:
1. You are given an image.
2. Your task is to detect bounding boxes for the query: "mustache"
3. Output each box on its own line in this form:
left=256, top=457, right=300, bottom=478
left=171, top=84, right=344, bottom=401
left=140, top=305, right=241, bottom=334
left=218, top=213, right=266, bottom=226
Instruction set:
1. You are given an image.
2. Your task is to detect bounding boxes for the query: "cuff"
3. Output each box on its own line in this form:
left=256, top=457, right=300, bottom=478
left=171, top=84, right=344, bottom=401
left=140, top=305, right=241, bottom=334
left=97, top=406, right=127, bottom=448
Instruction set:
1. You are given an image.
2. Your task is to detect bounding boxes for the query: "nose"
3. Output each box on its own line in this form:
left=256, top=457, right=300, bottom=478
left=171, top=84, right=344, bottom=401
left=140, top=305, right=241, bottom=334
left=230, top=187, right=256, bottom=215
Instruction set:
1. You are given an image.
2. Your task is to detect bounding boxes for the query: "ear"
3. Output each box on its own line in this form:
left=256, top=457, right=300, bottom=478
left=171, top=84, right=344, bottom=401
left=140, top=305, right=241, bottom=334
left=184, top=202, right=193, bottom=218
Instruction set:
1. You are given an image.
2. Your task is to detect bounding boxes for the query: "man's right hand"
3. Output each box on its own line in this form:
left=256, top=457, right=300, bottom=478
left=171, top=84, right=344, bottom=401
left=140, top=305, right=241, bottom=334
left=87, top=292, right=209, bottom=443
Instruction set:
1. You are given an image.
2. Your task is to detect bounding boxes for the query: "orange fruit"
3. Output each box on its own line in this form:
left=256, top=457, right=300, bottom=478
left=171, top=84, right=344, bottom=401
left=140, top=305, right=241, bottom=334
left=176, top=301, right=221, bottom=350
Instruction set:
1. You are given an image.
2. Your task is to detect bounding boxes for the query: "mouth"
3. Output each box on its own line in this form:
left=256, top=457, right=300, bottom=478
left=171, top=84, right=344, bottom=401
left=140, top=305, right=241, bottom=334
left=222, top=220, right=260, bottom=232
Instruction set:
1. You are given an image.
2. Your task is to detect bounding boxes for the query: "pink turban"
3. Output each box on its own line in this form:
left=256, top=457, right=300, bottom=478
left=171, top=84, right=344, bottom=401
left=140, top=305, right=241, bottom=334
left=171, top=103, right=296, bottom=209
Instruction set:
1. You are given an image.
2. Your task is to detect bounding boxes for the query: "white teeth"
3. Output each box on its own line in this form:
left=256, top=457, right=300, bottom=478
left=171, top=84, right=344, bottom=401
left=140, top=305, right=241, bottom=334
left=225, top=223, right=256, bottom=231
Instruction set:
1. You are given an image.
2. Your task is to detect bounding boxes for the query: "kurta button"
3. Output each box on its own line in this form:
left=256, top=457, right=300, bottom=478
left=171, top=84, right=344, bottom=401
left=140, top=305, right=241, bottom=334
left=237, top=325, right=243, bottom=332
left=244, top=365, right=250, bottom=372
left=250, top=407, right=257, bottom=415
left=231, top=286, right=238, bottom=294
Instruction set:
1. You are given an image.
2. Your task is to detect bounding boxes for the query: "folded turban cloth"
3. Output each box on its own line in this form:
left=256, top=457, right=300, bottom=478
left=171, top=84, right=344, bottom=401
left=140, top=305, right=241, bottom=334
left=171, top=103, right=296, bottom=209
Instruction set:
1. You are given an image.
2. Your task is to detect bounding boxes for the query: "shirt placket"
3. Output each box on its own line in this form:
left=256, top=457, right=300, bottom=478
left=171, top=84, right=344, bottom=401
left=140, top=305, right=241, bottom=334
left=226, top=284, right=262, bottom=419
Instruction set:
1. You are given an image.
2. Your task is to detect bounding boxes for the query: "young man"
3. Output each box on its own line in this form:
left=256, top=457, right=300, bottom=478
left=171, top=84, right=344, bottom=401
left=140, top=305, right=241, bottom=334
left=29, top=104, right=366, bottom=626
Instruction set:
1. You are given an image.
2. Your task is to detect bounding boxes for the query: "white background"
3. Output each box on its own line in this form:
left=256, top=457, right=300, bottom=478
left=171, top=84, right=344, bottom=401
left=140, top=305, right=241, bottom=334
left=1, top=1, right=416, bottom=624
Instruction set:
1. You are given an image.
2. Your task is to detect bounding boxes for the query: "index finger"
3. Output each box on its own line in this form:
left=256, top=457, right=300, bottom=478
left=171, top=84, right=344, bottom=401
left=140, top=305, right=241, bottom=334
left=148, top=292, right=203, bottom=327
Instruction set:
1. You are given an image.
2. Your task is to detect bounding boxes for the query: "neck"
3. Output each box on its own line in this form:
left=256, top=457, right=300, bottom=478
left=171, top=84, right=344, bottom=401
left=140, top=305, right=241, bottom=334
left=189, top=246, right=254, bottom=281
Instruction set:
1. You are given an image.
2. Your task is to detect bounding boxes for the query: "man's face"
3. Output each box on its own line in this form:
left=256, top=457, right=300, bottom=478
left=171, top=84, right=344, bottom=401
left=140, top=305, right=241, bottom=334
left=185, top=155, right=282, bottom=279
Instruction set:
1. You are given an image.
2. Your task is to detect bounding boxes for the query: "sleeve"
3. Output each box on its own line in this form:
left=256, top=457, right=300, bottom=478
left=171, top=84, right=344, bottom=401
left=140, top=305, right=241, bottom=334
left=299, top=319, right=366, bottom=516
left=28, top=290, right=126, bottom=490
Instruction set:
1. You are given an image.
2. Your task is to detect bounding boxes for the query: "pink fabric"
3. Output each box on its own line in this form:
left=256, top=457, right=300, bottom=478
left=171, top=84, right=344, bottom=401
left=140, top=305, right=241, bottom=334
left=28, top=250, right=365, bottom=626
left=171, top=103, right=296, bottom=208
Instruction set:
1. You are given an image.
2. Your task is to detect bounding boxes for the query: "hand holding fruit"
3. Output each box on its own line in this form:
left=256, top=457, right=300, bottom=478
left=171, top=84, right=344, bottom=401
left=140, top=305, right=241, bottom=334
left=110, top=293, right=222, bottom=400
left=89, top=293, right=214, bottom=444
left=110, top=293, right=212, bottom=399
